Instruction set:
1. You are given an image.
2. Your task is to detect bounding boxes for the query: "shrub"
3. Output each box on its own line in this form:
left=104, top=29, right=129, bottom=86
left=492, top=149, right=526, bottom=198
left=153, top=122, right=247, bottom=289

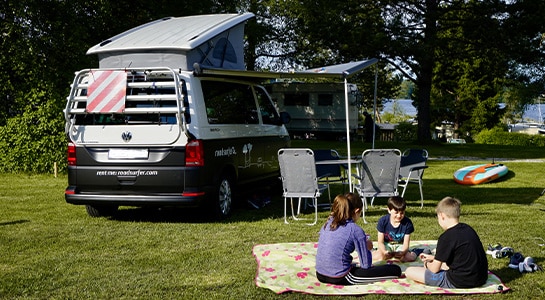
left=474, top=127, right=545, bottom=147
left=394, top=121, right=417, bottom=142
left=0, top=101, right=66, bottom=174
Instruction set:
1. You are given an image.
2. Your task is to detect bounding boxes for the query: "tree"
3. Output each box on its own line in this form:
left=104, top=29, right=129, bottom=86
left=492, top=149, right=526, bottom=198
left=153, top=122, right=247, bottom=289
left=0, top=0, right=226, bottom=172
left=250, top=0, right=401, bottom=116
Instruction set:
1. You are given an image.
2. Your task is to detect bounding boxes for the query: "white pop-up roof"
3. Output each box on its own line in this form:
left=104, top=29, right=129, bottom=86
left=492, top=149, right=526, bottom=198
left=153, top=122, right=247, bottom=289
left=87, top=13, right=255, bottom=70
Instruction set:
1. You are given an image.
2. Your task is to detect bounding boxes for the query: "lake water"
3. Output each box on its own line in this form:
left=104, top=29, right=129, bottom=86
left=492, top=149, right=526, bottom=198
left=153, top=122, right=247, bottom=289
left=381, top=99, right=545, bottom=123
left=381, top=99, right=417, bottom=117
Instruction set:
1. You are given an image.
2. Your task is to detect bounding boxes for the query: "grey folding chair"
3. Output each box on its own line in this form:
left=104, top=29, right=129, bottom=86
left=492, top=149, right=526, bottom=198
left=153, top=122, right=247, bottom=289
left=352, top=149, right=401, bottom=223
left=398, top=149, right=429, bottom=208
left=278, top=148, right=328, bottom=225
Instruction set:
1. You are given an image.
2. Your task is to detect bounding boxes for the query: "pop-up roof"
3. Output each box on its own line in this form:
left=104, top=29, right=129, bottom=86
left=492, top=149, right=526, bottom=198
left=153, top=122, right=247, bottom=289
left=87, top=13, right=255, bottom=70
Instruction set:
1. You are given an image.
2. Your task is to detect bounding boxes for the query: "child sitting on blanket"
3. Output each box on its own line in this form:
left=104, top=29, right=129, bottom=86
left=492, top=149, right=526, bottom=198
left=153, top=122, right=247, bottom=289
left=405, top=196, right=488, bottom=289
left=315, top=193, right=402, bottom=285
left=373, top=196, right=417, bottom=262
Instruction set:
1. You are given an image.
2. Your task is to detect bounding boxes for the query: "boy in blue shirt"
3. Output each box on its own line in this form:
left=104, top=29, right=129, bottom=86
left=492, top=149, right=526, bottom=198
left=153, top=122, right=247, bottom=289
left=373, top=196, right=417, bottom=262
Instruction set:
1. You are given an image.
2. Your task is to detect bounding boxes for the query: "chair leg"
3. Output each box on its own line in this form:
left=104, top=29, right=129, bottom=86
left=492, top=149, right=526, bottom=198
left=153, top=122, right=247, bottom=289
left=310, top=197, right=318, bottom=226
left=284, top=196, right=318, bottom=225
left=293, top=197, right=303, bottom=220
left=284, top=197, right=301, bottom=224
left=400, top=184, right=407, bottom=198
left=287, top=197, right=298, bottom=222
left=362, top=197, right=368, bottom=224
left=418, top=180, right=424, bottom=208
left=284, top=196, right=289, bottom=224
left=327, top=183, right=331, bottom=204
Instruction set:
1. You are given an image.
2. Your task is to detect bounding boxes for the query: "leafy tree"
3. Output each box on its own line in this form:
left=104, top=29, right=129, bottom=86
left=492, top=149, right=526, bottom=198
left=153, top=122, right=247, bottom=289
left=397, top=80, right=416, bottom=99
left=3, top=0, right=545, bottom=173
left=266, top=0, right=545, bottom=142
left=251, top=1, right=401, bottom=118
left=0, top=0, right=225, bottom=173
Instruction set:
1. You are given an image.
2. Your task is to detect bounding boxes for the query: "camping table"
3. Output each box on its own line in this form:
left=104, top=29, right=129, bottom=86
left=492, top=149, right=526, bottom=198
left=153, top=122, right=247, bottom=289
left=315, top=158, right=361, bottom=193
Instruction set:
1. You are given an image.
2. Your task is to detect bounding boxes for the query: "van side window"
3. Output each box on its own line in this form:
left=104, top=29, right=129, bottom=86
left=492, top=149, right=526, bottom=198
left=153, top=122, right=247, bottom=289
left=255, top=86, right=281, bottom=125
left=202, top=81, right=259, bottom=124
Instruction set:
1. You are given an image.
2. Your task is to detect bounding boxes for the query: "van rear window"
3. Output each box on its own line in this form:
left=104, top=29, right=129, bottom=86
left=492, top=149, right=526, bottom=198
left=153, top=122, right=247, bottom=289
left=75, top=101, right=177, bottom=125
left=73, top=78, right=186, bottom=126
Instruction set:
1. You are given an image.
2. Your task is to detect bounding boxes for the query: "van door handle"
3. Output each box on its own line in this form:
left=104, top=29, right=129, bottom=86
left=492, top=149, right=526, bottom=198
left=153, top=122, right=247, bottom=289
left=117, top=175, right=137, bottom=185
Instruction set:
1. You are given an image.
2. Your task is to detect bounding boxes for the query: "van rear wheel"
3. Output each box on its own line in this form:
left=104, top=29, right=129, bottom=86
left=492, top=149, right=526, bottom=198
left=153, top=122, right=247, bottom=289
left=214, top=174, right=233, bottom=219
left=85, top=205, right=118, bottom=217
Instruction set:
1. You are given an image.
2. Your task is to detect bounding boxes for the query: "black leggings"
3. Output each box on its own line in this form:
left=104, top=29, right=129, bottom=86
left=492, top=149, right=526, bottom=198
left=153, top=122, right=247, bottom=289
left=316, top=264, right=402, bottom=285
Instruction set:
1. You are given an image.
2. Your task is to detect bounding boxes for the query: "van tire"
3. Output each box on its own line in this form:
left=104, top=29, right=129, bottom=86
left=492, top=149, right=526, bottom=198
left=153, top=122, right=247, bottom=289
left=85, top=205, right=118, bottom=217
left=213, top=174, right=233, bottom=219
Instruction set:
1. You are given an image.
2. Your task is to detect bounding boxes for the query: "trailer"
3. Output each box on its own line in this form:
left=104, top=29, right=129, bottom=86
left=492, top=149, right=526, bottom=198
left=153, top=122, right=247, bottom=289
left=266, top=81, right=360, bottom=139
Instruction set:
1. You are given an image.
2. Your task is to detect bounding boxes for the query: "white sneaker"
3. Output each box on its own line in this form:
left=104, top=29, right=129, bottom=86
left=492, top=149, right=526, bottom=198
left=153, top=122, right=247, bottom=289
left=518, top=257, right=543, bottom=273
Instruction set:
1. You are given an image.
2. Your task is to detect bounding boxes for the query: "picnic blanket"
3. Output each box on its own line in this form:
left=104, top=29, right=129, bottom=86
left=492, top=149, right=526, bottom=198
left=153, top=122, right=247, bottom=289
left=253, top=241, right=509, bottom=295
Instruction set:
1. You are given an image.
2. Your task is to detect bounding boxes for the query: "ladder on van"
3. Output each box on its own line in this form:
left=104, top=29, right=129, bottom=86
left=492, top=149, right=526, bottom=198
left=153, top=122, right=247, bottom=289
left=64, top=67, right=187, bottom=128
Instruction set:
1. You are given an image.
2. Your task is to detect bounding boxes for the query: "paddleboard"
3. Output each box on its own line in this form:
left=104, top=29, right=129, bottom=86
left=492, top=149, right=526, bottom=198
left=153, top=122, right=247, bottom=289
left=453, top=163, right=508, bottom=185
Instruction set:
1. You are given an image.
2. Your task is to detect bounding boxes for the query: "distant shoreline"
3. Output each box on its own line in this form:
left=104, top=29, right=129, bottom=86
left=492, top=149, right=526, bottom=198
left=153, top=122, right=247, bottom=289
left=382, top=99, right=544, bottom=123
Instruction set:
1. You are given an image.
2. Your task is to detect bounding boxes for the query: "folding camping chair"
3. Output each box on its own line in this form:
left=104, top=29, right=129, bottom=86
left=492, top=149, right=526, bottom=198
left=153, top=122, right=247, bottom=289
left=278, top=148, right=328, bottom=225
left=352, top=149, right=401, bottom=223
left=398, top=148, right=429, bottom=208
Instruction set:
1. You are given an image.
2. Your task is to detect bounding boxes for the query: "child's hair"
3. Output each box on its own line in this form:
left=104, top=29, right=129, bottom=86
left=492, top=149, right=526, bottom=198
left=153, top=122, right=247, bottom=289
left=387, top=196, right=406, bottom=211
left=436, top=196, right=461, bottom=218
left=325, top=193, right=363, bottom=230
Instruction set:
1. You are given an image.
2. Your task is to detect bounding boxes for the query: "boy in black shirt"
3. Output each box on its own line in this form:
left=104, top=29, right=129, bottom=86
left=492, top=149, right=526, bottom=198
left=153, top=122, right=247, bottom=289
left=405, top=197, right=488, bottom=288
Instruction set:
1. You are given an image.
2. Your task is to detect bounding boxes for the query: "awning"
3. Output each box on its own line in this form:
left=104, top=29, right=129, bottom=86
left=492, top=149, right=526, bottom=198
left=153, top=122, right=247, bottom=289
left=193, top=58, right=378, bottom=80
left=194, top=59, right=380, bottom=188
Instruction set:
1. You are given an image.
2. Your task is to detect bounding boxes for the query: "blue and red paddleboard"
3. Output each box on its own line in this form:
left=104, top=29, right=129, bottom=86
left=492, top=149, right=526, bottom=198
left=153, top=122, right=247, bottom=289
left=453, top=163, right=508, bottom=185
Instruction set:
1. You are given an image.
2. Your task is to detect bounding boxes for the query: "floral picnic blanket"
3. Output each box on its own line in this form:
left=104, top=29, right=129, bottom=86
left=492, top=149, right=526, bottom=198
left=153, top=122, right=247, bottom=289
left=252, top=241, right=509, bottom=295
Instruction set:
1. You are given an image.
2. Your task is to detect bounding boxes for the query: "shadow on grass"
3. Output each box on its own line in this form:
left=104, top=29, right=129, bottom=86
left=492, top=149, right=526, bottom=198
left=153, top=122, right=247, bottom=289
left=108, top=186, right=285, bottom=223
left=105, top=175, right=544, bottom=223
left=489, top=267, right=525, bottom=285
left=0, top=219, right=30, bottom=226
left=109, top=206, right=210, bottom=223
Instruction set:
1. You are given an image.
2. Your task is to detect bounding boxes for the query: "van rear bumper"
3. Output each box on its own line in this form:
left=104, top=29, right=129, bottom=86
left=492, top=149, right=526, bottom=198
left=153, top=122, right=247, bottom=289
left=65, top=186, right=212, bottom=207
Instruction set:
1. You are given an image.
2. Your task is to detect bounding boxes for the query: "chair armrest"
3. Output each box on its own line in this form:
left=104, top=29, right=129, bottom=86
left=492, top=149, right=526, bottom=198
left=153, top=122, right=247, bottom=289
left=408, top=165, right=428, bottom=172
left=317, top=173, right=332, bottom=180
left=351, top=173, right=362, bottom=180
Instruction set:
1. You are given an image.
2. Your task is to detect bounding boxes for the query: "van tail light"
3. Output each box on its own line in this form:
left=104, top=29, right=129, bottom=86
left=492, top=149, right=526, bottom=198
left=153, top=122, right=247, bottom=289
left=185, top=140, right=204, bottom=166
left=67, top=142, right=77, bottom=165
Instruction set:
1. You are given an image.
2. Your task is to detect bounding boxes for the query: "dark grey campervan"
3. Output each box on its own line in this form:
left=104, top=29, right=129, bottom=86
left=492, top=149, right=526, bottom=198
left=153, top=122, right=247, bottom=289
left=64, top=13, right=290, bottom=219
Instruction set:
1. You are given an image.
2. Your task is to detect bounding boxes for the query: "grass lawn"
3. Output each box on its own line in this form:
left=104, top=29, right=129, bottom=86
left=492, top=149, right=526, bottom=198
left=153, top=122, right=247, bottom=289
left=1, top=140, right=545, bottom=299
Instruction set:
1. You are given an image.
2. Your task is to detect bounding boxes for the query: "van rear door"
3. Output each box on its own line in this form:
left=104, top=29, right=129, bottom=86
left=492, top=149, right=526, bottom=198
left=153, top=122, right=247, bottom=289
left=65, top=68, right=190, bottom=199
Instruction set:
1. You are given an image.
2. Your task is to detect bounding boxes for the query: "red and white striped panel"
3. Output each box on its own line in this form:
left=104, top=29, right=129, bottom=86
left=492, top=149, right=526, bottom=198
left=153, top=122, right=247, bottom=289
left=86, top=70, right=127, bottom=113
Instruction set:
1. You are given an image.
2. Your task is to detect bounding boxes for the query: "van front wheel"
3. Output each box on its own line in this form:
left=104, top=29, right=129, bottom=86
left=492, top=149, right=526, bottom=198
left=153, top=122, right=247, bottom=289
left=214, top=174, right=233, bottom=219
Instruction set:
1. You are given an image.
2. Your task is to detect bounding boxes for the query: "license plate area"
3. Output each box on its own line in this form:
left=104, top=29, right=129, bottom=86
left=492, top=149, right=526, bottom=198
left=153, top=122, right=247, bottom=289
left=108, top=148, right=149, bottom=159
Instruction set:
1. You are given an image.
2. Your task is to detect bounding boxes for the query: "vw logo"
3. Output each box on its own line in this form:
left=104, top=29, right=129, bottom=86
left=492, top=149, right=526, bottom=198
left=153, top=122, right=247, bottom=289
left=121, top=131, right=132, bottom=142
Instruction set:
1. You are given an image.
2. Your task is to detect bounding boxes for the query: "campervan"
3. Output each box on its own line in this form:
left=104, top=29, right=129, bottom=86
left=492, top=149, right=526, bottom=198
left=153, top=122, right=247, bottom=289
left=64, top=13, right=290, bottom=219
left=266, top=82, right=360, bottom=139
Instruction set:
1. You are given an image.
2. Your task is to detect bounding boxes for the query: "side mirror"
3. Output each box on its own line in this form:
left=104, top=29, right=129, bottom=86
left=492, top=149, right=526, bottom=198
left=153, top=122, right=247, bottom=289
left=279, top=112, right=291, bottom=125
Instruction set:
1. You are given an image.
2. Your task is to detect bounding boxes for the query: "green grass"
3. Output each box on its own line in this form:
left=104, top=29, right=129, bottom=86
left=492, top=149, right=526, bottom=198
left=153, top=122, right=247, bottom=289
left=1, top=141, right=545, bottom=299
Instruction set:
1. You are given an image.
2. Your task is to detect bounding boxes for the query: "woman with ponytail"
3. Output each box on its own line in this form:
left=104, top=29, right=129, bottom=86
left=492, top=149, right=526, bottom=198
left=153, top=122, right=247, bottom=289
left=315, top=193, right=402, bottom=285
